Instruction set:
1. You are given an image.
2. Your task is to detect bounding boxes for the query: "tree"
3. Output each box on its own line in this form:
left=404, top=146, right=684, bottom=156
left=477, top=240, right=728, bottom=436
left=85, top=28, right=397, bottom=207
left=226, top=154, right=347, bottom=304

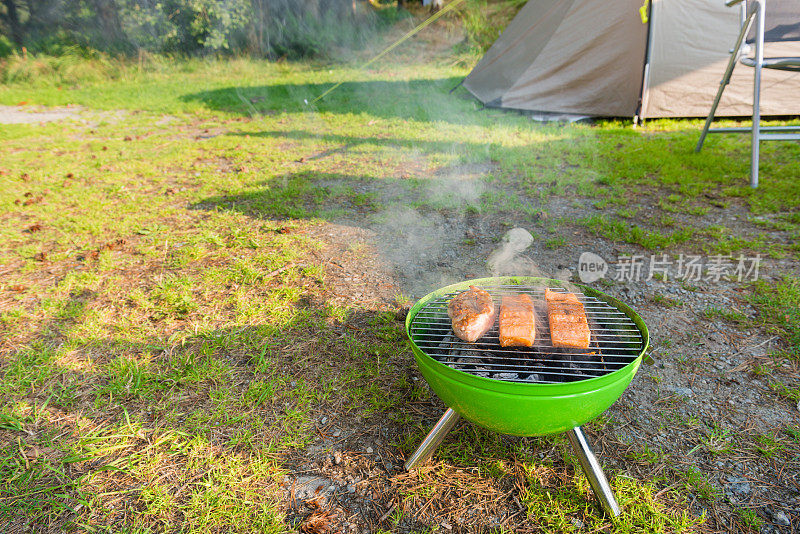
left=0, top=0, right=382, bottom=57
left=92, top=0, right=124, bottom=49
left=0, top=0, right=23, bottom=47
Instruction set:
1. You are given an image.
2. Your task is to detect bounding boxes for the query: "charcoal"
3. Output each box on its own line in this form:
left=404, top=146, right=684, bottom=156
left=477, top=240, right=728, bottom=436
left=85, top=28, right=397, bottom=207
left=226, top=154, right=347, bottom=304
left=437, top=335, right=456, bottom=350
left=459, top=350, right=484, bottom=360
left=493, top=372, right=519, bottom=380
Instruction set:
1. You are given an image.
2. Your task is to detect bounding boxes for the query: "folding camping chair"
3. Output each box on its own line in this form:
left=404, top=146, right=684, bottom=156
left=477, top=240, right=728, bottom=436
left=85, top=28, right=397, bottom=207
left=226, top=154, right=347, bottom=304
left=695, top=0, right=800, bottom=188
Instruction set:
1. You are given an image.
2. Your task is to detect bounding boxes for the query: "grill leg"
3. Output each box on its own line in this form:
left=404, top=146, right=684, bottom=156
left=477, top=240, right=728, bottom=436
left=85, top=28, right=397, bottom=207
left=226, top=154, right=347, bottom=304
left=404, top=408, right=461, bottom=470
left=566, top=426, right=621, bottom=517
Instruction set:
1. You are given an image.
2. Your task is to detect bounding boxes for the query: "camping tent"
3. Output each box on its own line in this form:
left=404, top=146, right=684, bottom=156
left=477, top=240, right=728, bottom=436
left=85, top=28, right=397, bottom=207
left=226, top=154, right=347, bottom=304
left=462, top=0, right=800, bottom=119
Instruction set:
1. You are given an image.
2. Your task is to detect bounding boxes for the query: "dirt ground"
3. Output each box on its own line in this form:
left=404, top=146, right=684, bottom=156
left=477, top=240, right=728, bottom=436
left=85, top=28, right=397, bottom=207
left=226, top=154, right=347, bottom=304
left=0, top=105, right=82, bottom=124
left=284, top=184, right=800, bottom=533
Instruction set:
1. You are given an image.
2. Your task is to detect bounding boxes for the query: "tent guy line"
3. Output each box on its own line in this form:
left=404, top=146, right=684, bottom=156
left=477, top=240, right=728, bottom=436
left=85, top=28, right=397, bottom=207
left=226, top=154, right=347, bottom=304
left=307, top=0, right=467, bottom=106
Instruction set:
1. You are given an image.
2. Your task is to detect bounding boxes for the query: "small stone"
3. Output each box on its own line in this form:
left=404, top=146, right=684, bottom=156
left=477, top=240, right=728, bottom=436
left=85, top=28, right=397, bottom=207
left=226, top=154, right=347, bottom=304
left=334, top=451, right=343, bottom=465
left=725, top=477, right=751, bottom=499
left=366, top=446, right=373, bottom=454
left=333, top=429, right=341, bottom=437
left=292, top=476, right=330, bottom=500
left=320, top=416, right=328, bottom=425
left=774, top=511, right=790, bottom=526
left=571, top=518, right=584, bottom=529
left=347, top=484, right=356, bottom=493
left=668, top=386, right=693, bottom=398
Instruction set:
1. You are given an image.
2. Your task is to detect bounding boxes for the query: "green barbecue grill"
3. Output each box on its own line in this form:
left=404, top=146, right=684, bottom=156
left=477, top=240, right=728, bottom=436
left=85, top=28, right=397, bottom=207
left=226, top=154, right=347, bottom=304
left=404, top=276, right=649, bottom=516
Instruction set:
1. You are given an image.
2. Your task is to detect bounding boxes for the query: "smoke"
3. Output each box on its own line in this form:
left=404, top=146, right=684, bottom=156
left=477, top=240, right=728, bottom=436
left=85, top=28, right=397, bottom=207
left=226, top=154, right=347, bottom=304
left=229, top=5, right=554, bottom=298
left=487, top=227, right=538, bottom=276
left=365, top=163, right=489, bottom=297
left=486, top=227, right=576, bottom=287
left=282, top=56, right=557, bottom=297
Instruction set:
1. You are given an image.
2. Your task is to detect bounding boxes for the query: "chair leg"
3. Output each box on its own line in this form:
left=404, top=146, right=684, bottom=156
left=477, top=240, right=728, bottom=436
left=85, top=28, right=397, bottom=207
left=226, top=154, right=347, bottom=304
left=696, top=63, right=737, bottom=153
left=751, top=98, right=761, bottom=189
left=696, top=2, right=759, bottom=153
left=751, top=0, right=765, bottom=188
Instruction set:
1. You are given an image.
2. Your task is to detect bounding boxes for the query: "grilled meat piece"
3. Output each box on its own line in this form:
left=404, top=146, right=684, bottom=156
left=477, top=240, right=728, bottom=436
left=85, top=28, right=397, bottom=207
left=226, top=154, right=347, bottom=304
left=448, top=286, right=496, bottom=343
left=545, top=289, right=591, bottom=349
left=499, top=294, right=536, bottom=347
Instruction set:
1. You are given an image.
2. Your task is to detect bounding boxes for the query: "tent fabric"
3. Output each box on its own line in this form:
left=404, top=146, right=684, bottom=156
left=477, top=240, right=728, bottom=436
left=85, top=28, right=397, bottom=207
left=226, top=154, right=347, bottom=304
left=748, top=0, right=800, bottom=42
left=643, top=0, right=800, bottom=118
left=463, top=0, right=647, bottom=116
left=463, top=0, right=576, bottom=106
left=463, top=0, right=800, bottom=119
left=498, top=0, right=648, bottom=116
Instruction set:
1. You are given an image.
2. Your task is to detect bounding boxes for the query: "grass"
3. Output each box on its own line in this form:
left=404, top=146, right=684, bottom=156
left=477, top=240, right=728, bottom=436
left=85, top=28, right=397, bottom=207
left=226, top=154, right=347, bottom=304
left=0, top=416, right=287, bottom=531
left=768, top=380, right=800, bottom=403
left=674, top=466, right=721, bottom=502
left=398, top=427, right=704, bottom=533
left=0, top=50, right=798, bottom=531
left=736, top=508, right=764, bottom=530
left=521, top=474, right=702, bottom=533
left=752, top=432, right=787, bottom=458
left=652, top=293, right=683, bottom=308
left=581, top=215, right=696, bottom=251
left=701, top=306, right=748, bottom=324
left=750, top=276, right=800, bottom=356
left=699, top=424, right=734, bottom=456
left=627, top=443, right=663, bottom=465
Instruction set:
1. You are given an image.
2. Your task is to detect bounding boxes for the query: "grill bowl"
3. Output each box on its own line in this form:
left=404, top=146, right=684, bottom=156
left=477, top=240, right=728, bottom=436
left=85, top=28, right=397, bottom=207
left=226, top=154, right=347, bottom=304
left=406, top=276, right=649, bottom=436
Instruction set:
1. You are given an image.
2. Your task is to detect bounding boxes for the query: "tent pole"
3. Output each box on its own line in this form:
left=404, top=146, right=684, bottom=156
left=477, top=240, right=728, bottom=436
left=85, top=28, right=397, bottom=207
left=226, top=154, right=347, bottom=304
left=637, top=0, right=656, bottom=123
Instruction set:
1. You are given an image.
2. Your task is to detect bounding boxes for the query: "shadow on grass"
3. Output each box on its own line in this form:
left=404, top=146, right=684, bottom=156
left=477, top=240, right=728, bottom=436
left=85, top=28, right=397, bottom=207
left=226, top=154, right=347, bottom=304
left=180, top=78, right=491, bottom=124
left=184, top=78, right=800, bottom=215
left=186, top=77, right=800, bottom=219
left=205, top=123, right=797, bottom=219
left=0, top=286, right=435, bottom=531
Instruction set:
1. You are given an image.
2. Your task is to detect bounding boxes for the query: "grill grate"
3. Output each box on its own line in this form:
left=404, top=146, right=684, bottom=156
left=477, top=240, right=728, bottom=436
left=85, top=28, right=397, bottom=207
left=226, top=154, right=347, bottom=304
left=409, top=285, right=644, bottom=384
